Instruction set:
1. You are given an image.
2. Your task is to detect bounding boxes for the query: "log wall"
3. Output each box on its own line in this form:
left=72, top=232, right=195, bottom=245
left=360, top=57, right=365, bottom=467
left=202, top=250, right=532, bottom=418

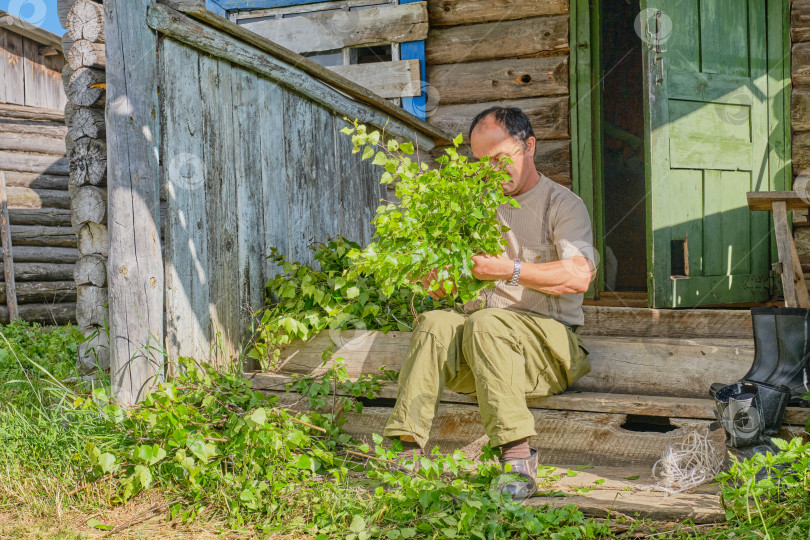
left=59, top=0, right=108, bottom=372
left=424, top=0, right=571, bottom=187
left=0, top=22, right=76, bottom=325
left=791, top=0, right=810, bottom=283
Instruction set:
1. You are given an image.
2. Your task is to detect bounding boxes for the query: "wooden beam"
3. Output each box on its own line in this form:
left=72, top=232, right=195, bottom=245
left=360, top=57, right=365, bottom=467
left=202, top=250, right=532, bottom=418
left=329, top=60, right=420, bottom=100
left=426, top=15, right=569, bottom=65
left=427, top=0, right=569, bottom=27
left=747, top=191, right=810, bottom=211
left=152, top=0, right=452, bottom=146
left=0, top=172, right=18, bottom=320
left=772, top=201, right=810, bottom=308
left=427, top=55, right=568, bottom=105
left=0, top=103, right=65, bottom=122
left=238, top=2, right=428, bottom=53
left=0, top=8, right=63, bottom=50
left=580, top=306, right=753, bottom=338
left=105, top=0, right=164, bottom=405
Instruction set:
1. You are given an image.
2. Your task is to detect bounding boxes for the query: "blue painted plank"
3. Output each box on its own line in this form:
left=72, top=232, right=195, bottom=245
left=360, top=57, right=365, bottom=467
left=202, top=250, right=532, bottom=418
left=398, top=0, right=426, bottom=120
left=206, top=0, right=228, bottom=16
left=218, top=0, right=341, bottom=10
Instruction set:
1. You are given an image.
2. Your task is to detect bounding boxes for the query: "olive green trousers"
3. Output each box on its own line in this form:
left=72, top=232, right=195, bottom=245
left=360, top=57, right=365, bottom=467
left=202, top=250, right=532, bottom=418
left=383, top=308, right=591, bottom=449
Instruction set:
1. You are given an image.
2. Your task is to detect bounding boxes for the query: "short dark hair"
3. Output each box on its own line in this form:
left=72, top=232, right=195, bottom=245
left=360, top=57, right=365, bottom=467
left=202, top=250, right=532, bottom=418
left=468, top=106, right=535, bottom=146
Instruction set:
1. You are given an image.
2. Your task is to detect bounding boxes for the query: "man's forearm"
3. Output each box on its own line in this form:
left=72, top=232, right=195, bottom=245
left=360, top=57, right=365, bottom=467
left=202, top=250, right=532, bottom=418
left=516, top=257, right=594, bottom=295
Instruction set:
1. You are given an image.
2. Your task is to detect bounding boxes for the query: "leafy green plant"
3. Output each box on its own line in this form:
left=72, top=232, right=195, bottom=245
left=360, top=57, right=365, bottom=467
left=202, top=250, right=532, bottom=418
left=716, top=437, right=810, bottom=538
left=248, top=237, right=454, bottom=370
left=340, top=121, right=519, bottom=303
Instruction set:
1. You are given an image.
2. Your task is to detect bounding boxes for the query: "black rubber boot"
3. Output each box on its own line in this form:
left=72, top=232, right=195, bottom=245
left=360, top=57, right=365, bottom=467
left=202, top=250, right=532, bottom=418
left=713, top=382, right=766, bottom=448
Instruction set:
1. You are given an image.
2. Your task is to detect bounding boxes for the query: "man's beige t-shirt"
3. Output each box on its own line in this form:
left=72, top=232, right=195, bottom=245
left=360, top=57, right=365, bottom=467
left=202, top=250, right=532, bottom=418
left=464, top=174, right=595, bottom=326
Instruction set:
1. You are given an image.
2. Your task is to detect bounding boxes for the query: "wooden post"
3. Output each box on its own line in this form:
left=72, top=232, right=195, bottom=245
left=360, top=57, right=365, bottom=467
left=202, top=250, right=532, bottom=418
left=105, top=0, right=164, bottom=404
left=0, top=172, right=18, bottom=321
left=772, top=201, right=810, bottom=308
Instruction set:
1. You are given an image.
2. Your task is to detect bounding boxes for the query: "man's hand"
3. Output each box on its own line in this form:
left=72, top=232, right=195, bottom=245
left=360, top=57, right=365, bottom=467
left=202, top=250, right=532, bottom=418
left=471, top=254, right=513, bottom=281
left=419, top=267, right=457, bottom=300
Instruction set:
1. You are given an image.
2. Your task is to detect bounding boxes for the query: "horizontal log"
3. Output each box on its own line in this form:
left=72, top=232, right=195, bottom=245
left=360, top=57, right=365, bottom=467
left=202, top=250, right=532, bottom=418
left=0, top=302, right=75, bottom=325
left=74, top=254, right=106, bottom=286
left=75, top=285, right=107, bottom=328
left=4, top=187, right=71, bottom=210
left=249, top=372, right=809, bottom=427
left=793, top=0, right=810, bottom=43
left=0, top=103, right=64, bottom=123
left=148, top=1, right=451, bottom=148
left=8, top=208, right=73, bottom=227
left=426, top=15, right=569, bottom=65
left=429, top=96, right=569, bottom=140
left=0, top=150, right=70, bottom=175
left=269, top=329, right=755, bottom=399
left=67, top=0, right=106, bottom=43
left=68, top=138, right=107, bottom=186
left=534, top=138, right=571, bottom=185
left=62, top=67, right=106, bottom=108
left=1, top=171, right=69, bottom=190
left=0, top=132, right=66, bottom=155
left=239, top=2, right=428, bottom=54
left=793, top=41, right=810, bottom=88
left=427, top=55, right=568, bottom=105
left=71, top=185, right=107, bottom=226
left=793, top=87, right=810, bottom=132
left=10, top=246, right=78, bottom=264
left=0, top=118, right=67, bottom=138
left=77, top=222, right=108, bottom=256
left=0, top=281, right=77, bottom=304
left=428, top=0, right=569, bottom=26
left=66, top=104, right=106, bottom=140
left=329, top=60, right=420, bottom=100
left=67, top=39, right=106, bottom=70
left=10, top=225, right=76, bottom=248
left=0, top=262, right=75, bottom=282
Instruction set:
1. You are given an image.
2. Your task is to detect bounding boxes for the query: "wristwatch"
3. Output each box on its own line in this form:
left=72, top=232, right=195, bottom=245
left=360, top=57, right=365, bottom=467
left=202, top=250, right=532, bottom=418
left=507, top=259, right=521, bottom=286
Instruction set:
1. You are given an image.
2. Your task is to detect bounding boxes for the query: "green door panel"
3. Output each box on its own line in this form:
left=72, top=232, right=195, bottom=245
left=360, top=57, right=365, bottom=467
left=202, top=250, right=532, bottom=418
left=641, top=0, right=772, bottom=307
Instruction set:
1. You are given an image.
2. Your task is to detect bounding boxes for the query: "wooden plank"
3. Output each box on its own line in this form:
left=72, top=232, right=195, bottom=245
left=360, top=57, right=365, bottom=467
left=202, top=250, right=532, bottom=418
left=0, top=172, right=18, bottom=320
left=580, top=306, right=752, bottom=338
left=793, top=0, right=810, bottom=43
left=427, top=0, right=568, bottom=27
left=262, top=329, right=754, bottom=399
left=426, top=56, right=568, bottom=105
left=231, top=65, right=265, bottom=359
left=334, top=115, right=380, bottom=246
left=0, top=132, right=66, bottom=155
left=0, top=262, right=75, bottom=281
left=238, top=2, right=428, bottom=53
left=230, top=0, right=384, bottom=19
left=0, top=28, right=25, bottom=106
left=429, top=96, right=569, bottom=140
left=249, top=371, right=810, bottom=426
left=747, top=191, right=810, bottom=211
left=150, top=1, right=451, bottom=147
left=0, top=150, right=70, bottom=175
left=161, top=37, right=211, bottom=372
left=329, top=60, right=420, bottom=99
left=105, top=0, right=164, bottom=405
left=773, top=201, right=810, bottom=307
left=0, top=103, right=64, bottom=122
left=22, top=36, right=67, bottom=110
left=426, top=15, right=568, bottom=65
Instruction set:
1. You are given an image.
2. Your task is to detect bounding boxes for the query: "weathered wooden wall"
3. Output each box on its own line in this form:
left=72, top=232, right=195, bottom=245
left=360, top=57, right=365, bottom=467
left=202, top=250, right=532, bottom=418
left=0, top=23, right=75, bottom=325
left=160, top=36, right=386, bottom=366
left=790, top=0, right=810, bottom=283
left=424, top=0, right=571, bottom=187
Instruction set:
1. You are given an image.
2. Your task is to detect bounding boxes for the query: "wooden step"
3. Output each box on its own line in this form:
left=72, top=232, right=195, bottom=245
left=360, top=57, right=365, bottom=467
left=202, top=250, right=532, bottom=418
left=581, top=306, right=752, bottom=338
left=271, top=330, right=755, bottom=398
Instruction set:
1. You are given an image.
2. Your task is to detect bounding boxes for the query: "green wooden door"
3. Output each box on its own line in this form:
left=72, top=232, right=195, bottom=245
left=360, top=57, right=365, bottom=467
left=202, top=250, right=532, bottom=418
left=641, top=0, right=772, bottom=307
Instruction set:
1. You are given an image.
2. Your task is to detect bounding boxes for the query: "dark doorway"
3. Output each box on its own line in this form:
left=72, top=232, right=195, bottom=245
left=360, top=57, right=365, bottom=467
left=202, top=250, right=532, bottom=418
left=600, top=0, right=647, bottom=292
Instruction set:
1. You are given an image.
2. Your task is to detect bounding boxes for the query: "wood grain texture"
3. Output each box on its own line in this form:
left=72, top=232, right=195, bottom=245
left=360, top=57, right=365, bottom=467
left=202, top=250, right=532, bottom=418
left=67, top=39, right=106, bottom=69
left=74, top=254, right=106, bottom=286
left=266, top=329, right=754, bottom=399
left=429, top=96, right=569, bottom=140
left=793, top=0, right=810, bottom=43
left=11, top=246, right=77, bottom=263
left=68, top=138, right=107, bottom=186
left=747, top=191, right=810, bottom=211
left=3, top=187, right=71, bottom=209
left=238, top=2, right=428, bottom=53
left=792, top=87, right=810, bottom=132
left=427, top=0, right=569, bottom=27
left=75, top=284, right=107, bottom=327
left=77, top=326, right=109, bottom=371
left=427, top=55, right=568, bottom=105
left=0, top=172, right=18, bottom=320
left=0, top=103, right=64, bottom=122
left=0, top=262, right=75, bottom=281
left=77, top=221, right=107, bottom=256
left=0, top=117, right=67, bottom=139
left=0, top=150, right=69, bottom=175
left=773, top=201, right=810, bottom=307
left=426, top=15, right=568, bottom=65
left=793, top=130, right=810, bottom=175
left=0, top=302, right=75, bottom=325
left=329, top=60, right=420, bottom=99
left=22, top=37, right=67, bottom=110
left=71, top=185, right=107, bottom=226
left=0, top=28, right=25, bottom=106
left=0, top=281, right=76, bottom=304
left=66, top=104, right=106, bottom=140
left=62, top=66, right=106, bottom=107
left=9, top=208, right=72, bottom=226
left=0, top=132, right=67, bottom=155
left=149, top=1, right=451, bottom=146
left=1, top=171, right=68, bottom=190
left=146, top=4, right=444, bottom=149
left=67, top=0, right=106, bottom=43
left=105, top=0, right=163, bottom=405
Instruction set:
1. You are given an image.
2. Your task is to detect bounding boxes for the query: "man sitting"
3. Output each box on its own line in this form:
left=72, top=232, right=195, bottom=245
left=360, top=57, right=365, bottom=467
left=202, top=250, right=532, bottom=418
left=382, top=106, right=596, bottom=501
